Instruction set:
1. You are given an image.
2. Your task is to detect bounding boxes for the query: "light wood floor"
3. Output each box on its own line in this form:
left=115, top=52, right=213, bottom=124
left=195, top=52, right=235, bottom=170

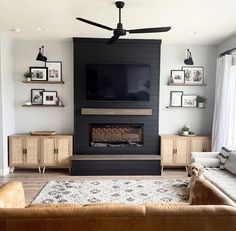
left=0, top=169, right=187, bottom=205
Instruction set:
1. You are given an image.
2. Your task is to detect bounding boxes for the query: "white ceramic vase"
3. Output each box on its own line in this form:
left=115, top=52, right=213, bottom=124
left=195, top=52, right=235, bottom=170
left=198, top=102, right=205, bottom=108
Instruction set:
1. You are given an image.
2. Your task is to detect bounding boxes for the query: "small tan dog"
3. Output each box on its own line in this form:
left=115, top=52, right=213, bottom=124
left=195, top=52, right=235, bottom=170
left=187, top=162, right=205, bottom=204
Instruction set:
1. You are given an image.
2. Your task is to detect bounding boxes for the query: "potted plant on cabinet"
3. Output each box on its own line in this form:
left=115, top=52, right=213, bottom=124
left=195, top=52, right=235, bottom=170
left=197, top=96, right=207, bottom=108
left=23, top=71, right=32, bottom=81
left=181, top=125, right=190, bottom=136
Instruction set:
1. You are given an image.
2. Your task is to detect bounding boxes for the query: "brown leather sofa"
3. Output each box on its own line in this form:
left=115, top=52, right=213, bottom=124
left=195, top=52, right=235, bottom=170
left=0, top=180, right=236, bottom=231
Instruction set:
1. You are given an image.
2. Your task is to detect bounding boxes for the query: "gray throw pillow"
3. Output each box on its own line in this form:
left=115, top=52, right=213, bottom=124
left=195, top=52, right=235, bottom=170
left=218, top=146, right=231, bottom=169
left=224, top=151, right=236, bottom=175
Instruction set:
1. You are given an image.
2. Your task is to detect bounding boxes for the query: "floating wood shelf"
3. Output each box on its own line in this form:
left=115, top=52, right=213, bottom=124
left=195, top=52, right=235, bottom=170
left=166, top=106, right=206, bottom=109
left=167, top=83, right=207, bottom=86
left=71, top=155, right=161, bottom=161
left=81, top=108, right=152, bottom=116
left=22, top=80, right=64, bottom=84
left=22, top=105, right=65, bottom=107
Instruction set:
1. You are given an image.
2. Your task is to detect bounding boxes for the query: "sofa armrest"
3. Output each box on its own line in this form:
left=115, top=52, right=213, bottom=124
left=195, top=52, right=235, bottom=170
left=191, top=152, right=220, bottom=167
left=191, top=179, right=236, bottom=207
left=0, top=181, right=25, bottom=208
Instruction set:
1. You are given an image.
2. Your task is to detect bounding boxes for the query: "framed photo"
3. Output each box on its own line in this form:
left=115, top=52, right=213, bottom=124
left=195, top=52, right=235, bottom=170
left=31, top=89, right=44, bottom=105
left=170, top=70, right=185, bottom=84
left=30, top=67, right=48, bottom=81
left=170, top=91, right=183, bottom=107
left=182, top=95, right=197, bottom=107
left=43, top=91, right=57, bottom=105
left=46, top=61, right=62, bottom=82
left=182, top=66, right=204, bottom=85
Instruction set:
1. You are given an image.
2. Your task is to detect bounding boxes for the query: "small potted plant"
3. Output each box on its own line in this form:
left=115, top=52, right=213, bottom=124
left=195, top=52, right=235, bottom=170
left=197, top=96, right=207, bottom=108
left=181, top=125, right=190, bottom=136
left=23, top=71, right=32, bottom=81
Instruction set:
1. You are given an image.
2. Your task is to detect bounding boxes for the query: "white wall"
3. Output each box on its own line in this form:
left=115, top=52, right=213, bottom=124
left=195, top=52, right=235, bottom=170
left=0, top=33, right=15, bottom=175
left=217, top=33, right=236, bottom=65
left=159, top=45, right=217, bottom=135
left=13, top=40, right=73, bottom=133
left=217, top=34, right=236, bottom=55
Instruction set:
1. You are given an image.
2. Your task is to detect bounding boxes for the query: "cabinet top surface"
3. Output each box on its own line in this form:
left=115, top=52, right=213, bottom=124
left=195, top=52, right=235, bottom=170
left=160, top=134, right=211, bottom=138
left=9, top=134, right=73, bottom=137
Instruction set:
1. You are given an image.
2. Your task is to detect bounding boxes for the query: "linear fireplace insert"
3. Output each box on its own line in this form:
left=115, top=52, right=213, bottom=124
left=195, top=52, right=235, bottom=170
left=89, top=123, right=144, bottom=147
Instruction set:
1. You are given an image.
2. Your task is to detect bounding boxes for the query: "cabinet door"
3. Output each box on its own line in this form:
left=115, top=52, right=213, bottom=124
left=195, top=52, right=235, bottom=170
left=175, top=138, right=188, bottom=165
left=9, top=137, right=24, bottom=166
left=204, top=138, right=211, bottom=151
left=56, top=136, right=72, bottom=166
left=161, top=138, right=174, bottom=165
left=25, top=137, right=40, bottom=165
left=189, top=138, right=205, bottom=152
left=41, top=137, right=56, bottom=166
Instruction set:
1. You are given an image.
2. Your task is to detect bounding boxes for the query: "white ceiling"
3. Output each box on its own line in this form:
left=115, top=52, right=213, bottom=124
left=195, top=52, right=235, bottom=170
left=0, top=0, right=236, bottom=44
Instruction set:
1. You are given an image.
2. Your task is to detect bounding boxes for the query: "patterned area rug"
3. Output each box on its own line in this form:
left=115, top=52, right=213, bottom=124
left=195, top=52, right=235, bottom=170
left=32, top=179, right=188, bottom=205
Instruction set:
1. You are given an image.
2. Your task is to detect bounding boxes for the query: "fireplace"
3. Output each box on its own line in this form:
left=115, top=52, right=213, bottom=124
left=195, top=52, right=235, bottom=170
left=73, top=38, right=161, bottom=175
left=89, top=123, right=144, bottom=147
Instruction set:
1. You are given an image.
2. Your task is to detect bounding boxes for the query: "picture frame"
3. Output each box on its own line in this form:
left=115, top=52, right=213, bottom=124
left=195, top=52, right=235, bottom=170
left=42, top=91, right=57, bottom=105
left=170, top=91, right=183, bottom=107
left=46, top=61, right=62, bottom=82
left=31, top=89, right=44, bottom=105
left=182, top=95, right=197, bottom=107
left=170, top=70, right=185, bottom=84
left=182, top=66, right=204, bottom=85
left=30, top=67, right=48, bottom=81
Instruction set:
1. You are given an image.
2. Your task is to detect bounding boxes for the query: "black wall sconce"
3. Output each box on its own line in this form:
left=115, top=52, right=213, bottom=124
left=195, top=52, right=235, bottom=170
left=184, top=49, right=194, bottom=65
left=36, top=46, right=47, bottom=64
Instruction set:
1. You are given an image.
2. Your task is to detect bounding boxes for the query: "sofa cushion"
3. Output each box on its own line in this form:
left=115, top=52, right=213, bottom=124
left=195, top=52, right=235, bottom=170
left=194, top=157, right=220, bottom=168
left=218, top=146, right=231, bottom=169
left=204, top=168, right=236, bottom=202
left=224, top=151, right=236, bottom=175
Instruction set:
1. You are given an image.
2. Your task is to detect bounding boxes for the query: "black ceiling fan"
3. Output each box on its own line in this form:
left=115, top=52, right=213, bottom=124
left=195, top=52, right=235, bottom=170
left=76, top=1, right=171, bottom=44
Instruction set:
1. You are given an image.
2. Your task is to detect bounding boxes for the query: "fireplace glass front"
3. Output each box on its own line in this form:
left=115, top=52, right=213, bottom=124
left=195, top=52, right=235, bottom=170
left=89, top=123, right=144, bottom=147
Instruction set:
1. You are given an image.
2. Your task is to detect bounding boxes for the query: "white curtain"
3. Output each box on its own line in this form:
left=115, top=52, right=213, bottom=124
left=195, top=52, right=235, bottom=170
left=212, top=55, right=236, bottom=151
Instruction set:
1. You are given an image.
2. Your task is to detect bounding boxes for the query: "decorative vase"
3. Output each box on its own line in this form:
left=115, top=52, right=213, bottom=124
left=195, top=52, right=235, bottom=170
left=198, top=102, right=205, bottom=108
left=182, top=131, right=189, bottom=136
left=26, top=77, right=31, bottom=81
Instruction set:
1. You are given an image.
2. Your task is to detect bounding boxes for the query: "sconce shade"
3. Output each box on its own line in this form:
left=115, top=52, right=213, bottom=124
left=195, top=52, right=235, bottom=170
left=184, top=49, right=194, bottom=65
left=36, top=46, right=47, bottom=62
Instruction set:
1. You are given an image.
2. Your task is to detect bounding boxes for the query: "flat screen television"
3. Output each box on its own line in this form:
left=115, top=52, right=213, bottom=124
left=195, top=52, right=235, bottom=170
left=85, top=63, right=151, bottom=101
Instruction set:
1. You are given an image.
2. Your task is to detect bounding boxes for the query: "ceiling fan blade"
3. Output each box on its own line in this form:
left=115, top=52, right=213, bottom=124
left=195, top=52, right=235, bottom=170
left=128, top=27, right=171, bottom=34
left=107, top=35, right=120, bottom=44
left=76, top=17, right=113, bottom=31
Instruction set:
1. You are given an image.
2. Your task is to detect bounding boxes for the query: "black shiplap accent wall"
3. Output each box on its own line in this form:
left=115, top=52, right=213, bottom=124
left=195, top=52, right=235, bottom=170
left=73, top=38, right=161, bottom=155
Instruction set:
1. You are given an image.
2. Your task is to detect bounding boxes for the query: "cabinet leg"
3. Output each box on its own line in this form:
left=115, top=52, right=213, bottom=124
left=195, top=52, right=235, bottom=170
left=42, top=166, right=46, bottom=173
left=10, top=167, right=15, bottom=173
left=185, top=166, right=188, bottom=172
left=161, top=166, right=164, bottom=172
left=68, top=167, right=71, bottom=173
left=38, top=167, right=41, bottom=173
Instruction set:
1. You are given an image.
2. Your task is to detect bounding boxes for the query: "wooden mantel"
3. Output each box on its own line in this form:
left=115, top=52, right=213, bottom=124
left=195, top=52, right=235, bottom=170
left=81, top=108, right=153, bottom=116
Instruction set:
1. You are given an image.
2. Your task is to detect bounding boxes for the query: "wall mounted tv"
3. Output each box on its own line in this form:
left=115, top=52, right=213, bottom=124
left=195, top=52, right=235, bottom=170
left=85, top=63, right=151, bottom=101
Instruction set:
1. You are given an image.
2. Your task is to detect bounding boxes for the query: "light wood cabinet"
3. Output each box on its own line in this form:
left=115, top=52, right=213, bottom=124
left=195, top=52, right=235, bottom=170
left=160, top=135, right=211, bottom=170
left=161, top=136, right=189, bottom=169
left=9, top=134, right=72, bottom=173
left=41, top=136, right=72, bottom=172
left=189, top=137, right=211, bottom=152
left=9, top=136, right=41, bottom=173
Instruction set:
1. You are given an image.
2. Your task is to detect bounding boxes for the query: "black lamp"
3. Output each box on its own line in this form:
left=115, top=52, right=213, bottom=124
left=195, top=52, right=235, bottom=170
left=36, top=46, right=47, bottom=63
left=184, top=49, right=194, bottom=65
